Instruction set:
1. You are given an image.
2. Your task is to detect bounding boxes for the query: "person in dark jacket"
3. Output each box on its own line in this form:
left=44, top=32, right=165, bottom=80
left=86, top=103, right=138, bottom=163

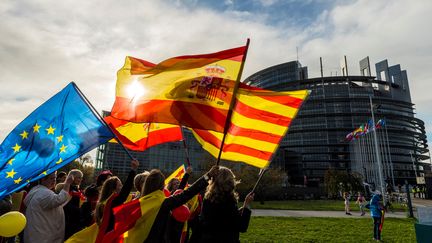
left=198, top=166, right=254, bottom=243
left=94, top=159, right=138, bottom=232
left=63, top=169, right=84, bottom=240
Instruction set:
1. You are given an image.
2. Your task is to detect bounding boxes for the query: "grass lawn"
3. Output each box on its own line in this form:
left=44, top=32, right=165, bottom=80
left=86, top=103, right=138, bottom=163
left=250, top=200, right=407, bottom=212
left=240, top=217, right=416, bottom=242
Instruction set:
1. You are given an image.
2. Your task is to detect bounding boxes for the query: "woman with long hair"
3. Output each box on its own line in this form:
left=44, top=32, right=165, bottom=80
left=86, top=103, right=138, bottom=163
left=198, top=166, right=254, bottom=243
left=123, top=166, right=218, bottom=243
left=94, top=159, right=138, bottom=232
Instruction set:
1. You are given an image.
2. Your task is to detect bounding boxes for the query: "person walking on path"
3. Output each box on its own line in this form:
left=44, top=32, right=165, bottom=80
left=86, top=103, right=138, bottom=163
left=343, top=192, right=352, bottom=215
left=356, top=192, right=366, bottom=216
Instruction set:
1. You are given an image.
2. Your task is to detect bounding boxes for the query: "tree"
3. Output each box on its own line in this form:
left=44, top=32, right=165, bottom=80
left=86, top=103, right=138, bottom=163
left=61, top=154, right=95, bottom=188
left=324, top=169, right=363, bottom=199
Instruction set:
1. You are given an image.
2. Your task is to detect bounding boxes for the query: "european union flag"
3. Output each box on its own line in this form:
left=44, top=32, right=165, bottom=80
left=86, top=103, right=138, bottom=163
left=0, top=82, right=115, bottom=199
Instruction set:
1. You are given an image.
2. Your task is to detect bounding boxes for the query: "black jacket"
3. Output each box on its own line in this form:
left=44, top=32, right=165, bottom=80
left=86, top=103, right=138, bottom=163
left=198, top=198, right=251, bottom=243
left=144, top=176, right=208, bottom=243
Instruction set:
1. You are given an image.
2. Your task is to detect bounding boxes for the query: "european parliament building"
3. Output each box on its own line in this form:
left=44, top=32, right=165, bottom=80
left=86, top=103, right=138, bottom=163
left=96, top=57, right=430, bottom=187
left=244, top=57, right=430, bottom=186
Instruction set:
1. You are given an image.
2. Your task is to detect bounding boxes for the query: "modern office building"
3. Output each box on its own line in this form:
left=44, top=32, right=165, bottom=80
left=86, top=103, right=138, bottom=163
left=244, top=58, right=430, bottom=186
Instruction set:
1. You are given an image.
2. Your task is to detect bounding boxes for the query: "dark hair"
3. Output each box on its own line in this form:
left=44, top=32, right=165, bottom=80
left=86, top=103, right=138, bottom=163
left=142, top=169, right=165, bottom=196
left=84, top=184, right=99, bottom=199
left=96, top=171, right=113, bottom=187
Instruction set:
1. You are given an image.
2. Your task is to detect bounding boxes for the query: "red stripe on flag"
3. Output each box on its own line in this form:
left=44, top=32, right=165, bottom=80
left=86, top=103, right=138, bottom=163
left=253, top=94, right=304, bottom=108
left=227, top=125, right=282, bottom=144
left=222, top=144, right=273, bottom=160
left=193, top=129, right=222, bottom=148
left=234, top=100, right=293, bottom=126
left=111, top=98, right=228, bottom=132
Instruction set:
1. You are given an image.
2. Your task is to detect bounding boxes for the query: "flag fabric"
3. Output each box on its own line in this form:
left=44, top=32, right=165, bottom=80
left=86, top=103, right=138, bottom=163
left=110, top=45, right=247, bottom=132
left=104, top=116, right=182, bottom=151
left=192, top=84, right=309, bottom=168
left=164, top=164, right=186, bottom=185
left=375, top=119, right=386, bottom=129
left=345, top=132, right=354, bottom=142
left=112, top=190, right=166, bottom=243
left=0, top=83, right=114, bottom=199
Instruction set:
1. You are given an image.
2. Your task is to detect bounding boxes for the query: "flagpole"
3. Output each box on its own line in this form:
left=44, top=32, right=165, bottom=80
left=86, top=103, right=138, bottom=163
left=72, top=82, right=135, bottom=161
left=251, top=168, right=268, bottom=193
left=180, top=127, right=191, bottom=167
left=216, top=38, right=250, bottom=166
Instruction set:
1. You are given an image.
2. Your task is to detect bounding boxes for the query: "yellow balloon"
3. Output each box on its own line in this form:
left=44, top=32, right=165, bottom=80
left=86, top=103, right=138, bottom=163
left=0, top=211, right=27, bottom=237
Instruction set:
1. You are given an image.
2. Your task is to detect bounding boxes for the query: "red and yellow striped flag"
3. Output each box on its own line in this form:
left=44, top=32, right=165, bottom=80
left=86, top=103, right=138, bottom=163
left=192, top=84, right=309, bottom=168
left=164, top=164, right=186, bottom=185
left=104, top=116, right=182, bottom=151
left=110, top=45, right=247, bottom=132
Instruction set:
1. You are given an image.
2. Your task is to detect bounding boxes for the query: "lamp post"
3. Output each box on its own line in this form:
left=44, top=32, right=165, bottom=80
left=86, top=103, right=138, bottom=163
left=369, top=96, right=386, bottom=205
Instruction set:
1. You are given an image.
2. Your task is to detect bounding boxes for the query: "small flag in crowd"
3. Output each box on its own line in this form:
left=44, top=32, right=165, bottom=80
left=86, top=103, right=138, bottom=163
left=164, top=164, right=186, bottom=185
left=0, top=83, right=114, bottom=199
left=192, top=84, right=309, bottom=168
left=110, top=44, right=248, bottom=132
left=104, top=116, right=182, bottom=151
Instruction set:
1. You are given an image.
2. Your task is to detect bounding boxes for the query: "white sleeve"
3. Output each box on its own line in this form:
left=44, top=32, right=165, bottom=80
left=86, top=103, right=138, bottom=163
left=39, top=189, right=71, bottom=210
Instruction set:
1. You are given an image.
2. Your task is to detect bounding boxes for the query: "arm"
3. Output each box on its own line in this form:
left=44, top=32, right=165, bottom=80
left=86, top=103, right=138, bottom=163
left=165, top=176, right=208, bottom=209
left=112, top=159, right=139, bottom=206
left=40, top=174, right=73, bottom=209
left=178, top=173, right=190, bottom=190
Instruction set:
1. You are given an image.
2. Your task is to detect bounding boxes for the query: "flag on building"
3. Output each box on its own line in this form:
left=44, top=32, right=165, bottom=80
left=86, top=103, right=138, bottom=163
left=0, top=83, right=114, bottom=199
left=375, top=119, right=386, bottom=129
left=110, top=45, right=248, bottom=132
left=104, top=116, right=182, bottom=151
left=164, top=164, right=186, bottom=185
left=192, top=84, right=309, bottom=168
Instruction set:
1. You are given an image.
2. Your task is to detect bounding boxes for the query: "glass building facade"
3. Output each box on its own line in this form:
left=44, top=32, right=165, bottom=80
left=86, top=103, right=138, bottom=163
left=244, top=59, right=430, bottom=186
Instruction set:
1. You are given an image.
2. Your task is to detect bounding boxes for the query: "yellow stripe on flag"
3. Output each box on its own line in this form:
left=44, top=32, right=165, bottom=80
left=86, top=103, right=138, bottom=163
left=230, top=111, right=287, bottom=136
left=164, top=164, right=186, bottom=185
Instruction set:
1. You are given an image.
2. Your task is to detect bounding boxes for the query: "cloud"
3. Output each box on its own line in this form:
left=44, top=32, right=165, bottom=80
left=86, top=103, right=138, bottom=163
left=0, top=0, right=431, bottom=150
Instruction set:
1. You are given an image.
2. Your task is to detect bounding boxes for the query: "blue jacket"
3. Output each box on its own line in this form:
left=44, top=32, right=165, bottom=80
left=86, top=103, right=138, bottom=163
left=369, top=194, right=382, bottom=218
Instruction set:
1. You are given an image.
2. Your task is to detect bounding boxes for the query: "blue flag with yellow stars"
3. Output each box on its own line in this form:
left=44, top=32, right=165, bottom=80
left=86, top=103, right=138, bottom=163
left=0, top=82, right=115, bottom=199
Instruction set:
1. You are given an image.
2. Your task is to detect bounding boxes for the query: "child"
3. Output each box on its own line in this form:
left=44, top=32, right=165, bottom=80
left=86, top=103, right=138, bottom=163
left=355, top=192, right=366, bottom=216
left=343, top=192, right=352, bottom=215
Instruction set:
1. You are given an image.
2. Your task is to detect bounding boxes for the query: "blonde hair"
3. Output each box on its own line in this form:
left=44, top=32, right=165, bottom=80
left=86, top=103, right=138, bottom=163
left=134, top=171, right=149, bottom=193
left=204, top=166, right=239, bottom=203
left=95, top=176, right=121, bottom=225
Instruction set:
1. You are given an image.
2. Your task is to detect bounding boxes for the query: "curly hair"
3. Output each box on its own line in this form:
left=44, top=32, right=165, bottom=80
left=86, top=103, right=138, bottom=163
left=204, top=166, right=239, bottom=203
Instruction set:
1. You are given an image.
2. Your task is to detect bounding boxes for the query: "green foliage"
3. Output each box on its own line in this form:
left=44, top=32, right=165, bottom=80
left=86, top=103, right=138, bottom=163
left=324, top=169, right=363, bottom=199
left=241, top=217, right=416, bottom=242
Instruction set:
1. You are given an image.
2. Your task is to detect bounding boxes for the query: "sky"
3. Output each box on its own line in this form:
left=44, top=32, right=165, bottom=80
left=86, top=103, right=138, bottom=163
left=1, top=0, right=432, bottom=153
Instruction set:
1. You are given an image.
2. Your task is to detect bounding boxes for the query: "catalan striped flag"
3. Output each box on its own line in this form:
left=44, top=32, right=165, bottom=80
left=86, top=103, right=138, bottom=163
left=110, top=44, right=247, bottom=132
left=192, top=84, right=309, bottom=168
left=104, top=116, right=182, bottom=151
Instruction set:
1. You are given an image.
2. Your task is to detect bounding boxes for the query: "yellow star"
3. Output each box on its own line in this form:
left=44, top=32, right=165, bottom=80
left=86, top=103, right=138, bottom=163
left=20, top=130, right=29, bottom=139
left=6, top=169, right=17, bottom=178
left=56, top=135, right=64, bottom=143
left=42, top=171, right=48, bottom=175
left=14, top=177, right=23, bottom=184
left=12, top=143, right=21, bottom=153
left=56, top=158, right=63, bottom=164
left=59, top=144, right=67, bottom=153
left=33, top=124, right=41, bottom=133
left=7, top=158, right=15, bottom=165
left=46, top=125, right=55, bottom=135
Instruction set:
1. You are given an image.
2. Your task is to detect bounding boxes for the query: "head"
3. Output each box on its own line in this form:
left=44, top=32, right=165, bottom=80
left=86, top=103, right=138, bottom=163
left=167, top=178, right=180, bottom=193
left=84, top=184, right=99, bottom=202
left=68, top=169, right=83, bottom=186
left=141, top=169, right=165, bottom=197
left=96, top=170, right=113, bottom=187
left=205, top=166, right=239, bottom=203
left=99, top=177, right=122, bottom=202
left=40, top=172, right=57, bottom=190
left=56, top=171, right=67, bottom=184
left=134, top=171, right=149, bottom=193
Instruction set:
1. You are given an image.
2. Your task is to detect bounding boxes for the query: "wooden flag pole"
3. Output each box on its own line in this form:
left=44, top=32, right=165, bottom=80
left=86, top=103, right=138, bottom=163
left=180, top=127, right=191, bottom=167
left=72, top=82, right=135, bottom=161
left=250, top=168, right=268, bottom=193
left=216, top=38, right=250, bottom=166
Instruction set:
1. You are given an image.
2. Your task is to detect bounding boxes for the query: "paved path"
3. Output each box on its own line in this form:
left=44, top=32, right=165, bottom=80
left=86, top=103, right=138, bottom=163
left=252, top=209, right=407, bottom=218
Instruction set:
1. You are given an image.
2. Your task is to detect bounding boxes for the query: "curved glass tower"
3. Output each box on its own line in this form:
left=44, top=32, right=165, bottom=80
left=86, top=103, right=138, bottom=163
left=244, top=59, right=430, bottom=187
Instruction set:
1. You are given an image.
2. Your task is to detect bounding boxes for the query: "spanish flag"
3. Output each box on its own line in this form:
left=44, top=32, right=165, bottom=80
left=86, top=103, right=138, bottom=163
left=164, top=164, right=186, bottom=185
left=192, top=84, right=309, bottom=168
left=104, top=116, right=182, bottom=151
left=110, top=44, right=247, bottom=132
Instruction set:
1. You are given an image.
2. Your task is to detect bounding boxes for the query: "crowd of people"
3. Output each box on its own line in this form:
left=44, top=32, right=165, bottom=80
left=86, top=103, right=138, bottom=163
left=0, top=160, right=255, bottom=243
